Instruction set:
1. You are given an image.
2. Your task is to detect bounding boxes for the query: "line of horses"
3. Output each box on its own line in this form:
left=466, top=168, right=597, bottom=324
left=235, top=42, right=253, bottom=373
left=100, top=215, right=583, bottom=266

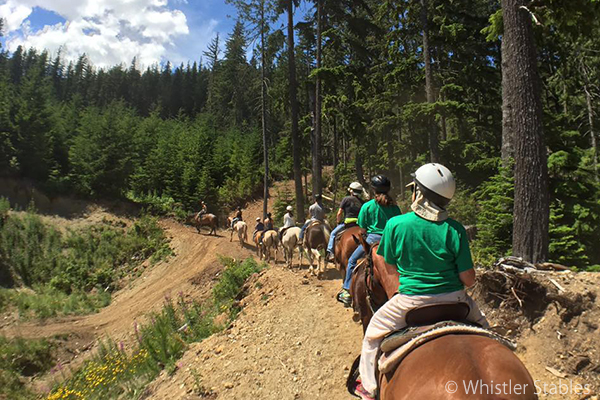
left=189, top=213, right=538, bottom=399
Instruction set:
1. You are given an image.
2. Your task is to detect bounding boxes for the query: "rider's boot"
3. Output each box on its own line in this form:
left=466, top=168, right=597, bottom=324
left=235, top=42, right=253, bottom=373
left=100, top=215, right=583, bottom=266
left=336, top=288, right=352, bottom=307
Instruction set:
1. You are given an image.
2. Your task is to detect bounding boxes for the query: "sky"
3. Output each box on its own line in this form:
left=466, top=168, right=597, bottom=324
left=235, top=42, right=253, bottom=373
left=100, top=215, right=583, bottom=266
left=0, top=0, right=242, bottom=69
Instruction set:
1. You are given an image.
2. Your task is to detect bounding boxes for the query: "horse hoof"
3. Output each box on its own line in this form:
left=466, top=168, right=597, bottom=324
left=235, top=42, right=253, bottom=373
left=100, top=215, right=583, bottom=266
left=352, top=312, right=361, bottom=323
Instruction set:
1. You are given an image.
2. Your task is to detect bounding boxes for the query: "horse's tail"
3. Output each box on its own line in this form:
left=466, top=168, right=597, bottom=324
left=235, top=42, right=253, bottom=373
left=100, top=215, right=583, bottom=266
left=346, top=355, right=361, bottom=395
left=243, top=224, right=248, bottom=242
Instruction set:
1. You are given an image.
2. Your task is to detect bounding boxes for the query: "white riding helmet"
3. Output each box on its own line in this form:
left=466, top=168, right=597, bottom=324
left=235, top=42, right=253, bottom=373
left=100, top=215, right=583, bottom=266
left=286, top=205, right=293, bottom=212
left=348, top=181, right=364, bottom=193
left=412, top=163, right=456, bottom=207
left=256, top=217, right=261, bottom=222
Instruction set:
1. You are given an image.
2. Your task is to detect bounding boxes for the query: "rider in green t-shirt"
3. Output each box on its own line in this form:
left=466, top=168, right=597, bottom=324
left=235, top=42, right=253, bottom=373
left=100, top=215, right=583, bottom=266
left=353, top=163, right=489, bottom=400
left=337, top=175, right=401, bottom=306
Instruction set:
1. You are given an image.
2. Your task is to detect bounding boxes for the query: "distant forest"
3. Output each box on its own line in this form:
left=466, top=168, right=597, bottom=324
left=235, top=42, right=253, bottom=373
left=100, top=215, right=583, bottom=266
left=1, top=0, right=600, bottom=268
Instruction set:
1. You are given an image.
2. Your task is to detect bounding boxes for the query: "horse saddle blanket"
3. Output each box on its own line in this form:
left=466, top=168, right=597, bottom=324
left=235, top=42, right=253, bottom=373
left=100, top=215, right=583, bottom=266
left=307, top=220, right=323, bottom=230
left=378, top=321, right=517, bottom=374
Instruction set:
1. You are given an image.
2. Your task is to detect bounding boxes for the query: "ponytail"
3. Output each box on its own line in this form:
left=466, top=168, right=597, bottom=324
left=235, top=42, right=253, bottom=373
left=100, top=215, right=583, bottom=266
left=375, top=193, right=395, bottom=207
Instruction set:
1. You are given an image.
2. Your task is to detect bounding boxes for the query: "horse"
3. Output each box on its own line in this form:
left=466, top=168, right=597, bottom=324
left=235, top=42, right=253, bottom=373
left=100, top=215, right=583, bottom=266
left=186, top=213, right=218, bottom=235
left=303, top=221, right=330, bottom=278
left=333, top=225, right=364, bottom=277
left=230, top=221, right=248, bottom=247
left=253, top=231, right=264, bottom=259
left=261, top=230, right=279, bottom=262
left=350, top=236, right=537, bottom=400
left=281, top=227, right=302, bottom=268
left=350, top=237, right=398, bottom=332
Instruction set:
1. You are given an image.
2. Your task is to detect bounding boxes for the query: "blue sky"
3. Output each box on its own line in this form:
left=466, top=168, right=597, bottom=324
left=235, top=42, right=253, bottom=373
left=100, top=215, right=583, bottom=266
left=0, top=0, right=244, bottom=69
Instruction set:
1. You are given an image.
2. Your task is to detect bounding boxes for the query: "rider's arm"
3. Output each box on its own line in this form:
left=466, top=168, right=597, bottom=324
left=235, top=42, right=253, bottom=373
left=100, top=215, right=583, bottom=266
left=336, top=208, right=344, bottom=224
left=459, top=268, right=476, bottom=288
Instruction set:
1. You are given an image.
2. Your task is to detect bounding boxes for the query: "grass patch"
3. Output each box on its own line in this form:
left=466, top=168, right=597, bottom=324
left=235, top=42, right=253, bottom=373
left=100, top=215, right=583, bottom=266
left=0, top=201, right=172, bottom=319
left=0, top=286, right=111, bottom=319
left=47, top=257, right=264, bottom=399
left=0, top=336, right=55, bottom=399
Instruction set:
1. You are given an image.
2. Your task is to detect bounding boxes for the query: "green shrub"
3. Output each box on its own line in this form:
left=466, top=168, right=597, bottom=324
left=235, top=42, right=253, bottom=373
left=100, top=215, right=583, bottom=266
left=0, top=211, right=171, bottom=293
left=0, top=336, right=54, bottom=399
left=472, top=171, right=514, bottom=266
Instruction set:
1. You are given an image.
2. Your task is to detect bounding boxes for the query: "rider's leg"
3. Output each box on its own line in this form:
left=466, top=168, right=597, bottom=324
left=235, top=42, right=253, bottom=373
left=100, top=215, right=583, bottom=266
left=359, top=294, right=413, bottom=395
left=344, top=244, right=366, bottom=290
left=327, top=223, right=344, bottom=255
left=299, top=221, right=309, bottom=240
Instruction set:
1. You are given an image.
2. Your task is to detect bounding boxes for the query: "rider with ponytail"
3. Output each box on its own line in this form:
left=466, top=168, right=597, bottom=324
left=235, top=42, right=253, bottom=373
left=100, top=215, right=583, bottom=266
left=354, top=164, right=489, bottom=400
left=337, top=175, right=401, bottom=306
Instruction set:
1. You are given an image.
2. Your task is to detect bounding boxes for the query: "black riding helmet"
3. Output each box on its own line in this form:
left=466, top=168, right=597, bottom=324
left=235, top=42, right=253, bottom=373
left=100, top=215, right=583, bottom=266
left=371, top=175, right=391, bottom=194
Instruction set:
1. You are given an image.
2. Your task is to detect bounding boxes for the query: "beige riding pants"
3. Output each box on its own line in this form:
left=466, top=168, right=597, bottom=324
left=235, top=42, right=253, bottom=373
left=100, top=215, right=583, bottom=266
left=359, top=290, right=489, bottom=395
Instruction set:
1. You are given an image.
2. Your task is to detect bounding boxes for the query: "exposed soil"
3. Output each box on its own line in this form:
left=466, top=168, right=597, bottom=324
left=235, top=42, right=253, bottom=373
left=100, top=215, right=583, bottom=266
left=2, top=183, right=600, bottom=399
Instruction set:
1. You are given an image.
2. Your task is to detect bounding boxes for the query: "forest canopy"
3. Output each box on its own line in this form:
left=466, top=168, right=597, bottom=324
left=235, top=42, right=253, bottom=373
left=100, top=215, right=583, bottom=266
left=1, top=0, right=600, bottom=269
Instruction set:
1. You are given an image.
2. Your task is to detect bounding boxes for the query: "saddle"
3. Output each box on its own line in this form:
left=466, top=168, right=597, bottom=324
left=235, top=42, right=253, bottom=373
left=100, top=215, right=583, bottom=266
left=377, top=303, right=516, bottom=374
left=307, top=220, right=323, bottom=230
left=334, top=222, right=359, bottom=246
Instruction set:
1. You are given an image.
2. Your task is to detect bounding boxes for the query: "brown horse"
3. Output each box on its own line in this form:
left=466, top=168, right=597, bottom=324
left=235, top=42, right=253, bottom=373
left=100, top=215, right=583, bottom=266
left=186, top=213, right=218, bottom=235
left=350, top=242, right=398, bottom=332
left=333, top=225, right=364, bottom=277
left=303, top=221, right=330, bottom=277
left=350, top=236, right=537, bottom=399
left=253, top=231, right=264, bottom=259
left=378, top=334, right=537, bottom=399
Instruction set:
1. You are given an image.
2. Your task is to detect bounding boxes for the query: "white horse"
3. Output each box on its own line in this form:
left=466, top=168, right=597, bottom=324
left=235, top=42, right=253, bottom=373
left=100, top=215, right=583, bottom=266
left=303, top=221, right=331, bottom=278
left=261, top=230, right=279, bottom=262
left=281, top=227, right=302, bottom=268
left=230, top=221, right=248, bottom=247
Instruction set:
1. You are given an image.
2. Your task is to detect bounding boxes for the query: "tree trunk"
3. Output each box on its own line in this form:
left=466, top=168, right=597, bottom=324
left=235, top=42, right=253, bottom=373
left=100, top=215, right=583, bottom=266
left=421, top=0, right=440, bottom=163
left=333, top=115, right=339, bottom=205
left=501, top=30, right=515, bottom=169
left=312, top=0, right=323, bottom=197
left=355, top=147, right=367, bottom=190
left=260, top=6, right=269, bottom=219
left=584, top=84, right=598, bottom=181
left=440, top=92, right=447, bottom=141
left=502, top=0, right=549, bottom=263
left=287, top=0, right=305, bottom=218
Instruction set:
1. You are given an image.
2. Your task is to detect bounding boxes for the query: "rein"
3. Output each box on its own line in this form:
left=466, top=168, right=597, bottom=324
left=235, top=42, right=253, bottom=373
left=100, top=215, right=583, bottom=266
left=364, top=236, right=381, bottom=314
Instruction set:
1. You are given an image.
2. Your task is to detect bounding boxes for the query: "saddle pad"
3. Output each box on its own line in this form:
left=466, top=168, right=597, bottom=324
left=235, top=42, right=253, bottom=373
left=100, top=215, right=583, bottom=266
left=380, top=321, right=452, bottom=353
left=378, top=324, right=517, bottom=374
left=307, top=220, right=322, bottom=229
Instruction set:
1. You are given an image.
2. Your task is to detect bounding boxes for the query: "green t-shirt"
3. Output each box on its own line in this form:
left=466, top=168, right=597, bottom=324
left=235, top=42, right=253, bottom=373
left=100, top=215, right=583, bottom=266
left=357, top=199, right=402, bottom=235
left=377, top=212, right=474, bottom=295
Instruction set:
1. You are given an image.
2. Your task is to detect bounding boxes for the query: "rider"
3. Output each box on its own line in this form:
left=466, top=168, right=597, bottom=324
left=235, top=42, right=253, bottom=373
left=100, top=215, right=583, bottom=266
left=279, top=205, right=295, bottom=240
left=253, top=217, right=265, bottom=239
left=337, top=175, right=400, bottom=306
left=353, top=163, right=489, bottom=400
left=260, top=212, right=274, bottom=244
left=196, top=201, right=208, bottom=220
left=299, top=194, right=326, bottom=242
left=231, top=207, right=243, bottom=229
left=326, top=182, right=365, bottom=261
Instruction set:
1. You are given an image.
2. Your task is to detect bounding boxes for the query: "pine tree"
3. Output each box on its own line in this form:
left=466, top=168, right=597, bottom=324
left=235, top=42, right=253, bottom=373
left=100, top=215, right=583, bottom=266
left=502, top=0, right=549, bottom=263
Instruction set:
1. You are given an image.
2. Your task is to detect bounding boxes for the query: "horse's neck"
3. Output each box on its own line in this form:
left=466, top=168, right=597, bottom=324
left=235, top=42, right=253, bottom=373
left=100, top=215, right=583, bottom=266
left=374, top=256, right=399, bottom=299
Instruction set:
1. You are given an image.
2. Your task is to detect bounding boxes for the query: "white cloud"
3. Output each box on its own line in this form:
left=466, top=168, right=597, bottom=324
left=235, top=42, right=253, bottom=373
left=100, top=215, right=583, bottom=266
left=0, top=0, right=191, bottom=69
